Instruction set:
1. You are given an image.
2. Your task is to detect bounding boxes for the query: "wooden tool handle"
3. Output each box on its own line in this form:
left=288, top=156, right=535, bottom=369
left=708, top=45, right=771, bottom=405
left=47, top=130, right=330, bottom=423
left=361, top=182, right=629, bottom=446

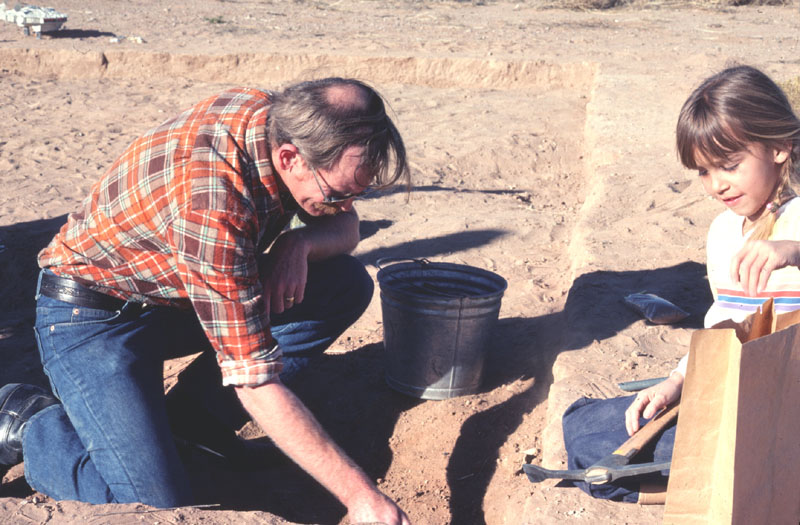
left=614, top=402, right=680, bottom=457
left=637, top=481, right=668, bottom=505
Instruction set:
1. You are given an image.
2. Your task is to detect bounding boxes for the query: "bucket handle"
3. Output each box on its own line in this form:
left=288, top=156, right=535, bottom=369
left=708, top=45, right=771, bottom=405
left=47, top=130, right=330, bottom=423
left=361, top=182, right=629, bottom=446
left=375, top=257, right=470, bottom=299
left=375, top=257, right=430, bottom=271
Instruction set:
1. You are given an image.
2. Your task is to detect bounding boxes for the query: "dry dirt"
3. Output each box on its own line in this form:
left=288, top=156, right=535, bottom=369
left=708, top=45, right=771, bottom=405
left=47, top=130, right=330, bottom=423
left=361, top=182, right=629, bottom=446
left=0, top=1, right=798, bottom=524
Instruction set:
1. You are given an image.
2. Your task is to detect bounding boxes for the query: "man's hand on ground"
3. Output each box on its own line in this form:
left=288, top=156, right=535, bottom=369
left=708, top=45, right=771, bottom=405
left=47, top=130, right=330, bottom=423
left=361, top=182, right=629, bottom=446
left=235, top=381, right=412, bottom=524
left=346, top=489, right=412, bottom=525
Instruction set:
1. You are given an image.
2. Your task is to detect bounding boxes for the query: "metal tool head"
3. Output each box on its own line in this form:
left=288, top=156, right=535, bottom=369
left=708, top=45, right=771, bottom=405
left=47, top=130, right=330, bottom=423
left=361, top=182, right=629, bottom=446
left=523, top=463, right=587, bottom=483
left=522, top=460, right=670, bottom=484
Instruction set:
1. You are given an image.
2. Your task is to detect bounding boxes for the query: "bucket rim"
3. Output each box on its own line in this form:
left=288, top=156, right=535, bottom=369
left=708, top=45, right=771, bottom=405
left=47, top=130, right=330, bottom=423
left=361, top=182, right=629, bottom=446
left=376, top=258, right=508, bottom=300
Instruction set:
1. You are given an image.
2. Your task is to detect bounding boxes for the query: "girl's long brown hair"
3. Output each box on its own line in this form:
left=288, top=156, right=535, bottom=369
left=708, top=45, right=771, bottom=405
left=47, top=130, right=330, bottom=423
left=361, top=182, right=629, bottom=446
left=676, top=65, right=800, bottom=240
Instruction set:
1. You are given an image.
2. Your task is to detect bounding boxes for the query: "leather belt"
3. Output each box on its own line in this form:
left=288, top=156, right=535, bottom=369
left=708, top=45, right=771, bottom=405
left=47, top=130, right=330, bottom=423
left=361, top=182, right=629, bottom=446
left=39, top=272, right=130, bottom=311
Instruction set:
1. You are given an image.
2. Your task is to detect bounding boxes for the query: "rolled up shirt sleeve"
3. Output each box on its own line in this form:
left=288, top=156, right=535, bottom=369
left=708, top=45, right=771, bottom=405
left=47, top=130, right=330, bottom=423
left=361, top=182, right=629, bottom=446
left=672, top=352, right=688, bottom=379
left=217, top=340, right=284, bottom=387
left=171, top=205, right=284, bottom=387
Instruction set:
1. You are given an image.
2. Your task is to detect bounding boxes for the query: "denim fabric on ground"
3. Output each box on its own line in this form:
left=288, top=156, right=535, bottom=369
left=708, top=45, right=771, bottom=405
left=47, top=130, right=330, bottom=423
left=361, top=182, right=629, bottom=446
left=562, top=395, right=675, bottom=503
left=25, top=255, right=373, bottom=507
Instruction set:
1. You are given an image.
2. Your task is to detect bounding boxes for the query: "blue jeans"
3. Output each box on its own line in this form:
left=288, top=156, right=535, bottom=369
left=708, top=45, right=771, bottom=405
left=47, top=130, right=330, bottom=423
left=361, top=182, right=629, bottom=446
left=25, top=255, right=373, bottom=507
left=562, top=395, right=675, bottom=502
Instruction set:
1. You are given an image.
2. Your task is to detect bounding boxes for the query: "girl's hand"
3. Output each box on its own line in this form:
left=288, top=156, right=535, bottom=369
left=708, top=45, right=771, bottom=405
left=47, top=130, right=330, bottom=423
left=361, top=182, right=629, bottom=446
left=624, top=373, right=683, bottom=436
left=730, top=240, right=800, bottom=297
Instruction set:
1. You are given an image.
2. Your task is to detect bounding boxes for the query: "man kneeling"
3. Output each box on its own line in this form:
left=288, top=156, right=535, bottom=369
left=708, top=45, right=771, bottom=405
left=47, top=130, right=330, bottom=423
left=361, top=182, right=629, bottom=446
left=1, top=78, right=411, bottom=524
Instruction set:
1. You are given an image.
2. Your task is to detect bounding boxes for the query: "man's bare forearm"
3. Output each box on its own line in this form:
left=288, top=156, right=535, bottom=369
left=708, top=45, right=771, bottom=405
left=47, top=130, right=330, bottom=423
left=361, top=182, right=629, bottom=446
left=282, top=208, right=360, bottom=262
left=234, top=381, right=407, bottom=522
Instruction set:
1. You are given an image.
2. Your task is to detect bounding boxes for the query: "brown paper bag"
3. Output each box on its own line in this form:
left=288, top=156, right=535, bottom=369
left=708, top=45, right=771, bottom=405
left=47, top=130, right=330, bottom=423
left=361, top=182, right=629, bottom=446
left=663, top=299, right=800, bottom=524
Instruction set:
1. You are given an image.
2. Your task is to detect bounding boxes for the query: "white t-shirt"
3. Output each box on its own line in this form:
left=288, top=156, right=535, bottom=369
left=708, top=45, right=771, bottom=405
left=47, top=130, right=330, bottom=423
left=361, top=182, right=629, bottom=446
left=674, top=197, right=800, bottom=376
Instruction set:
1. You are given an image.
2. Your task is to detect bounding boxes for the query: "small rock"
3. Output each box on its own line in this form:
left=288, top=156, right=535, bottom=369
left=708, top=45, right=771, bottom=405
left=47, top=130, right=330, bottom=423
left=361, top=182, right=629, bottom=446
left=621, top=360, right=637, bottom=370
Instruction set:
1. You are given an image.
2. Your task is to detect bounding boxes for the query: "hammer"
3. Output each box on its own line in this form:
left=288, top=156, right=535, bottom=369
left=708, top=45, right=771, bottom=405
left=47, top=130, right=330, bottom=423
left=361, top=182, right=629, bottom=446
left=523, top=402, right=679, bottom=484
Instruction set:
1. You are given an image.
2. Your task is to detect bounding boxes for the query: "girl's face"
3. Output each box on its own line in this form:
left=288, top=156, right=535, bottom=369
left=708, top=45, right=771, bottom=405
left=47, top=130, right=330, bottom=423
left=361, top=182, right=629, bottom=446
left=695, top=143, right=790, bottom=227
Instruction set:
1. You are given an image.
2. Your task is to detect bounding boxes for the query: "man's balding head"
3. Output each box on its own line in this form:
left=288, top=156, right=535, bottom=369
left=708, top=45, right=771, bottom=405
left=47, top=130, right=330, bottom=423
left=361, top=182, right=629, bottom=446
left=268, top=77, right=408, bottom=189
left=324, top=83, right=369, bottom=111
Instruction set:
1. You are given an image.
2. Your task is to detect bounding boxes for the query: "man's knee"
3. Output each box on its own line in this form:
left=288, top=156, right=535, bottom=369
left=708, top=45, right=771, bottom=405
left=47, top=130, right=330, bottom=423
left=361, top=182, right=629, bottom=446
left=337, top=255, right=374, bottom=311
left=309, top=254, right=373, bottom=312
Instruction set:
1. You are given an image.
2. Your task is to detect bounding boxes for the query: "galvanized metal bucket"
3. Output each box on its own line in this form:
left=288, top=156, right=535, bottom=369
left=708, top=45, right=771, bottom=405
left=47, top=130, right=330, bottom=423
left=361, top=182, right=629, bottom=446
left=377, top=258, right=507, bottom=400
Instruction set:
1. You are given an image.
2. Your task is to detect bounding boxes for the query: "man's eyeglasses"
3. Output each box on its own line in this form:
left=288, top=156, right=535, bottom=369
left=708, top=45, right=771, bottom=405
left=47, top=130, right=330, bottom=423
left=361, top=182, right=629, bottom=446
left=309, top=167, right=376, bottom=204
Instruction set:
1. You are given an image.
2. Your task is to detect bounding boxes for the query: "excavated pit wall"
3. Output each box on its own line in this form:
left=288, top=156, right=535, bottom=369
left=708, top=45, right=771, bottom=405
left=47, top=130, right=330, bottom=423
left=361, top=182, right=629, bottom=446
left=0, top=48, right=596, bottom=92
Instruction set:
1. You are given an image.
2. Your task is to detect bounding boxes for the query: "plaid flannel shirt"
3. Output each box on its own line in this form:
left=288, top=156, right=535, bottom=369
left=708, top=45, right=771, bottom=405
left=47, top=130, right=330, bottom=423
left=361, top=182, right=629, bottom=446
left=38, top=87, right=295, bottom=387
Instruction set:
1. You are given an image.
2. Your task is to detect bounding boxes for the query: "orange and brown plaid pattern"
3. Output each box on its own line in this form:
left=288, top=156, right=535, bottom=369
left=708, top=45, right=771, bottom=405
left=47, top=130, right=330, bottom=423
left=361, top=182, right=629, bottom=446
left=39, top=87, right=293, bottom=387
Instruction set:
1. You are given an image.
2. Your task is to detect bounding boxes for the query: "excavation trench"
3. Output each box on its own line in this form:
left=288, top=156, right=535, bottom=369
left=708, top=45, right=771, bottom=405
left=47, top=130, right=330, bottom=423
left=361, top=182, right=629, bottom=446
left=0, top=52, right=598, bottom=524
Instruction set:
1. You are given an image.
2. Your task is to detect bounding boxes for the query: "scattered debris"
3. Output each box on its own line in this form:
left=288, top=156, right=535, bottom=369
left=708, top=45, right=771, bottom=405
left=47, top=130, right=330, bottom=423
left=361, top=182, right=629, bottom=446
left=109, top=35, right=146, bottom=44
left=515, top=192, right=533, bottom=204
left=0, top=3, right=67, bottom=37
left=623, top=292, right=689, bottom=324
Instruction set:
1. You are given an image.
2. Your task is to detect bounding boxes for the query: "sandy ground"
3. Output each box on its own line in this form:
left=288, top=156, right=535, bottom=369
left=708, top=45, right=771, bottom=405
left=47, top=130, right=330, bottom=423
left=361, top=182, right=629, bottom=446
left=0, top=1, right=798, bottom=523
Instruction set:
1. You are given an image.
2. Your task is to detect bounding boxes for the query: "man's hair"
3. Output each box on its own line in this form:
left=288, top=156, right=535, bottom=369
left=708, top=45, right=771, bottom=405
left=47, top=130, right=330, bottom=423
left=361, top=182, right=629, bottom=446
left=676, top=65, right=800, bottom=240
left=268, top=77, right=409, bottom=189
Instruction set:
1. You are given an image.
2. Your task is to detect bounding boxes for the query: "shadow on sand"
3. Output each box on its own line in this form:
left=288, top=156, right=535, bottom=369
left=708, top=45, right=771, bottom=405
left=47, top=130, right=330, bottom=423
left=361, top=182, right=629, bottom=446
left=0, top=215, right=66, bottom=387
left=45, top=29, right=116, bottom=39
left=445, top=261, right=711, bottom=524
left=192, top=261, right=710, bottom=524
left=184, top=343, right=420, bottom=523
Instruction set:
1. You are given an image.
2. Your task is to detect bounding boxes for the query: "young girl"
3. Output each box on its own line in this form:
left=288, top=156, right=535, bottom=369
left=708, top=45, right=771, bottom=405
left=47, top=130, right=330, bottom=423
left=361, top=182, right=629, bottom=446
left=562, top=64, right=800, bottom=502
